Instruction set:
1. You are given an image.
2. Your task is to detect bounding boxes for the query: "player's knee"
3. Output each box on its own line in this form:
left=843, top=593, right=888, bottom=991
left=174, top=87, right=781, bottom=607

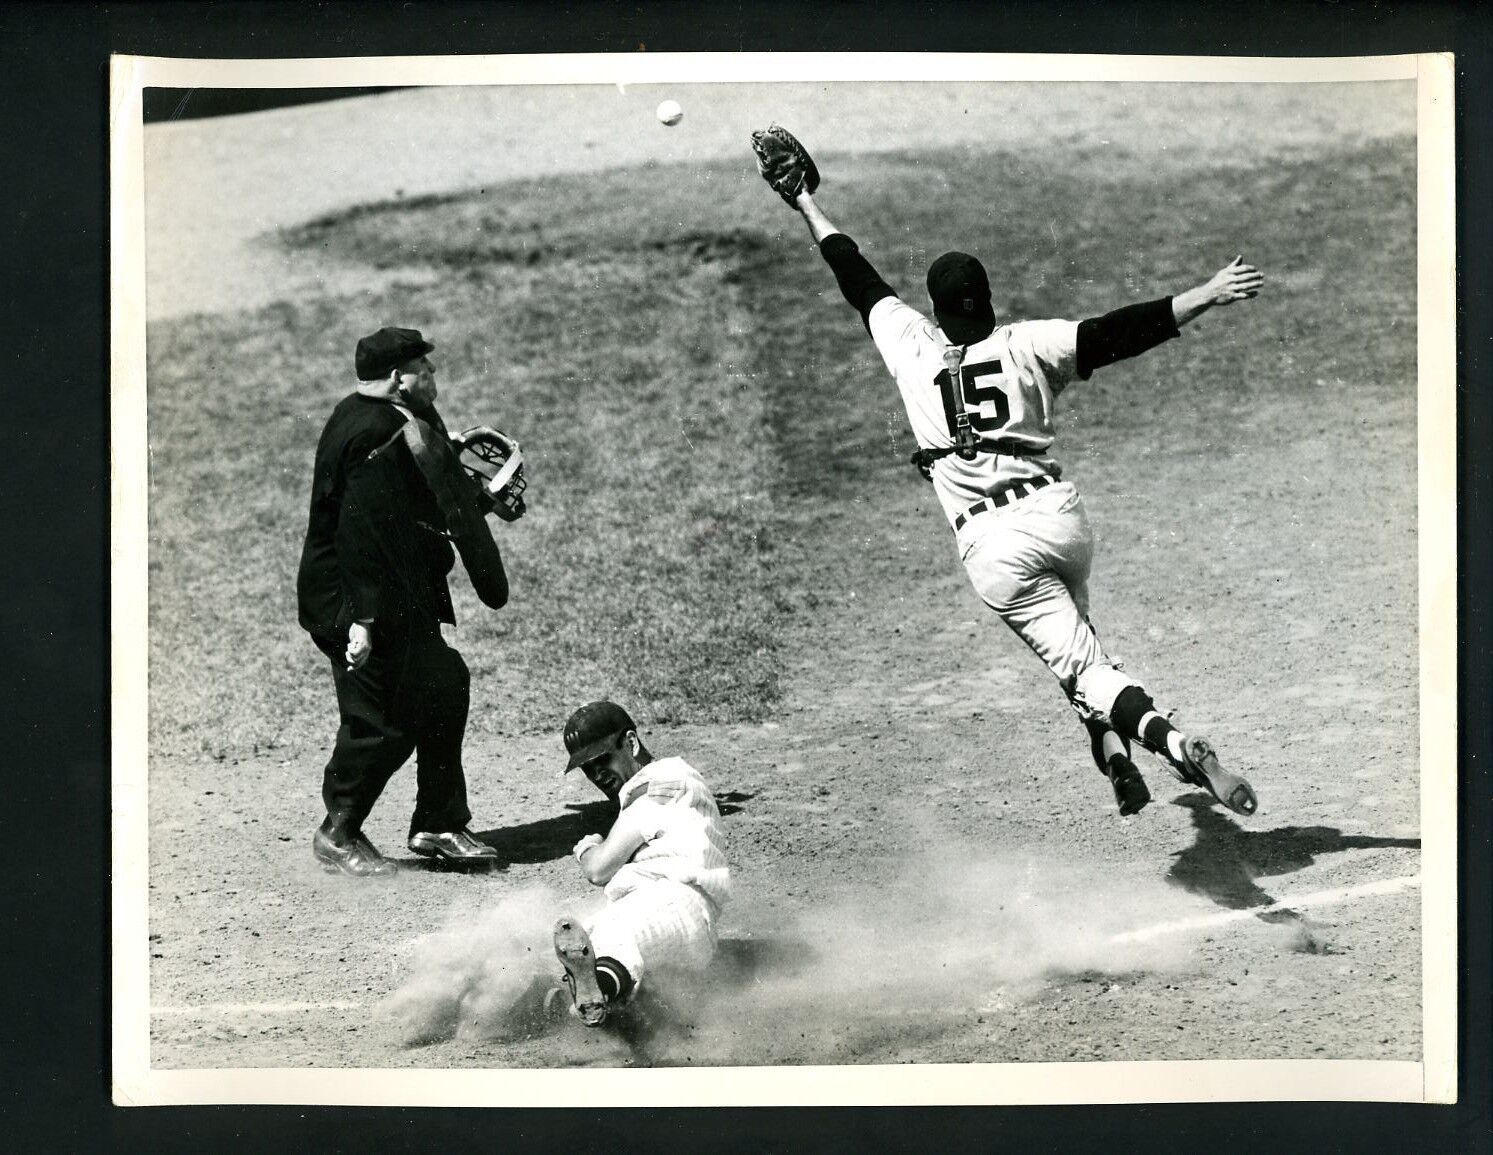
left=1072, top=663, right=1143, bottom=723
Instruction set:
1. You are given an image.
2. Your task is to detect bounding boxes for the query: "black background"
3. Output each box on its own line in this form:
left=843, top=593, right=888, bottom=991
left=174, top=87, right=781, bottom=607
left=2, top=1, right=1488, bottom=1150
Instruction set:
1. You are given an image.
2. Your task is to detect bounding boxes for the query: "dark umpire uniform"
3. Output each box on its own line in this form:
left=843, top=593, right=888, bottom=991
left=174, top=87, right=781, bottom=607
left=297, top=327, right=503, bottom=875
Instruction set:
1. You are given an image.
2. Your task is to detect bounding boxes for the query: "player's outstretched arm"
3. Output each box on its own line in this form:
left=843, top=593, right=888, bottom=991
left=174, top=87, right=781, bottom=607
left=751, top=124, right=898, bottom=321
left=1074, top=257, right=1262, bottom=380
left=790, top=190, right=899, bottom=327
left=1171, top=256, right=1264, bottom=328
left=793, top=188, right=842, bottom=244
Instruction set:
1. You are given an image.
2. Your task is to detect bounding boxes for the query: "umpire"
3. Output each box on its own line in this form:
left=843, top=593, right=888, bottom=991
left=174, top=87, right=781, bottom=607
left=296, top=326, right=505, bottom=876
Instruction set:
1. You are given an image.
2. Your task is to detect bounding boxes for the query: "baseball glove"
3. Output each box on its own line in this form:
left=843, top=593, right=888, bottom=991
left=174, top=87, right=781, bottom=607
left=453, top=426, right=528, bottom=522
left=750, top=123, right=820, bottom=205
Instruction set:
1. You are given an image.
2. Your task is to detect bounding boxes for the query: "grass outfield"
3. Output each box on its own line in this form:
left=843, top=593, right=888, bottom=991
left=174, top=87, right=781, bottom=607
left=146, top=135, right=1414, bottom=759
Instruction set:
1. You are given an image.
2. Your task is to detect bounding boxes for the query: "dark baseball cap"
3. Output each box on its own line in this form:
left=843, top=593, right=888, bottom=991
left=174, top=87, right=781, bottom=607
left=562, top=700, right=637, bottom=772
left=355, top=326, right=435, bottom=381
left=927, top=251, right=996, bottom=345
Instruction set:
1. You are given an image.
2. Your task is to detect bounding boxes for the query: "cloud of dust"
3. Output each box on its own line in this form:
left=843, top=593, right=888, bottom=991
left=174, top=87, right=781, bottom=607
left=382, top=883, right=588, bottom=1047
left=672, top=845, right=1202, bottom=1063
left=380, top=842, right=1212, bottom=1060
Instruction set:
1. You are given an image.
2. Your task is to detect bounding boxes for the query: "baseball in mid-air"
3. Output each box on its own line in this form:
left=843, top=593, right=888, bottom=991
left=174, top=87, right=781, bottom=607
left=656, top=99, right=684, bottom=127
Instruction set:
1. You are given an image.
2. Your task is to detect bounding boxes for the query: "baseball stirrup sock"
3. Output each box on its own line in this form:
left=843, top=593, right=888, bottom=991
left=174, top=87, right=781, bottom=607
left=1140, top=713, right=1187, bottom=768
left=595, top=957, right=634, bottom=1003
left=1084, top=718, right=1131, bottom=776
left=1109, top=686, right=1156, bottom=745
left=1109, top=687, right=1187, bottom=767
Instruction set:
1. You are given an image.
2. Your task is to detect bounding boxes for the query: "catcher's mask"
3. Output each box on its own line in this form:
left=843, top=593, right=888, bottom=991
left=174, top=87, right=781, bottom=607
left=453, top=426, right=527, bottom=522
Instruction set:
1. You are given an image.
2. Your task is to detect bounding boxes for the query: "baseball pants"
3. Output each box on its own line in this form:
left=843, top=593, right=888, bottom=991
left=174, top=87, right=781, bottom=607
left=587, top=879, right=719, bottom=992
left=957, top=481, right=1136, bottom=717
left=315, top=613, right=473, bottom=839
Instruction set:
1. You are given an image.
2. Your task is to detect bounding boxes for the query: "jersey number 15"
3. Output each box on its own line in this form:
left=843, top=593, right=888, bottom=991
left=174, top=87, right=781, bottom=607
left=935, top=358, right=1010, bottom=435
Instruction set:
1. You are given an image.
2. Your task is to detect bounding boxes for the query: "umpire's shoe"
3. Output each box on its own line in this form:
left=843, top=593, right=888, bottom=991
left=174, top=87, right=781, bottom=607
left=408, top=827, right=502, bottom=861
left=1108, top=756, right=1151, bottom=817
left=553, top=917, right=609, bottom=1027
left=1180, top=737, right=1258, bottom=816
left=313, top=829, right=396, bottom=877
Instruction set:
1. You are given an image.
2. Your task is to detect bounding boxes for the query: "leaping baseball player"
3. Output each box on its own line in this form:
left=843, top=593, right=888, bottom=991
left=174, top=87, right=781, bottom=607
left=551, top=701, right=731, bottom=1027
left=750, top=126, right=1264, bottom=819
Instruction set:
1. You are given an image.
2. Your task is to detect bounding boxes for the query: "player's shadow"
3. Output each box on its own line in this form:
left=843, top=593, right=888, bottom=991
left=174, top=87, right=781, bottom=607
left=1166, top=793, right=1420, bottom=915
left=469, top=791, right=757, bottom=866
left=472, top=801, right=618, bottom=865
left=714, top=791, right=755, bottom=816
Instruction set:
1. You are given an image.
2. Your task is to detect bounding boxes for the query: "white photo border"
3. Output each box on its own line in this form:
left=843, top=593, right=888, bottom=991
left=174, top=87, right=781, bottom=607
left=109, top=49, right=1456, bottom=1108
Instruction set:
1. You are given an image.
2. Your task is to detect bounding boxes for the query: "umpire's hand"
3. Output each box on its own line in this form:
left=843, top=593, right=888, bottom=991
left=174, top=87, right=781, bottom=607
left=346, top=622, right=373, bottom=670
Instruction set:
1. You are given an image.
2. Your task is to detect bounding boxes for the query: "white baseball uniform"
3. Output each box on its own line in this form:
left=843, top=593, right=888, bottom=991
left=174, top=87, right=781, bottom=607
left=866, top=295, right=1138, bottom=716
left=586, top=756, right=731, bottom=991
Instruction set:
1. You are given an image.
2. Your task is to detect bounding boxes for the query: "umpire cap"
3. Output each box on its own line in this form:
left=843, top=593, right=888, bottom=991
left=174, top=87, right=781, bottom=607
left=927, top=252, right=996, bottom=346
left=563, top=700, right=637, bottom=772
left=355, top=326, right=435, bottom=381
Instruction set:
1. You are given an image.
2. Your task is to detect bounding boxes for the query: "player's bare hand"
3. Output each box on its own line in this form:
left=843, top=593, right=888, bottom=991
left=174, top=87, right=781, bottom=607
left=1205, top=255, right=1264, bottom=305
left=572, top=833, right=603, bottom=862
left=345, top=622, right=372, bottom=670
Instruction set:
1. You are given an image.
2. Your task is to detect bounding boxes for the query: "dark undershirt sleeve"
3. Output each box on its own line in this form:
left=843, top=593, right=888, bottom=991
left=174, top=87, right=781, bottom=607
left=818, top=233, right=898, bottom=330
left=1075, top=296, right=1180, bottom=379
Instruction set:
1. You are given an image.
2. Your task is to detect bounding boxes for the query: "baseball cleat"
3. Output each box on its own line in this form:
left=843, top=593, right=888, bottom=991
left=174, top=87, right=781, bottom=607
left=1107, top=757, right=1151, bottom=816
left=1180, top=737, right=1258, bottom=816
left=553, top=917, right=608, bottom=1027
left=408, top=828, right=501, bottom=861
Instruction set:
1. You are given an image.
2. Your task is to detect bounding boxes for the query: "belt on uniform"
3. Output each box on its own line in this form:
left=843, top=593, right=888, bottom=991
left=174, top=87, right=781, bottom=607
left=953, top=474, right=1056, bottom=532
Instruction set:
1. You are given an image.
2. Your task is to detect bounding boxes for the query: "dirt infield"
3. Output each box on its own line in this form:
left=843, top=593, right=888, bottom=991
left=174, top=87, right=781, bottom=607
left=141, top=80, right=1422, bottom=1070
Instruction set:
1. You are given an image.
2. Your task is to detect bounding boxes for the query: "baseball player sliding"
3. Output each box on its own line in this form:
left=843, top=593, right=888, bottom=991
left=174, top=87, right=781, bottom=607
left=552, top=701, right=731, bottom=1026
left=751, top=126, right=1263, bottom=818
